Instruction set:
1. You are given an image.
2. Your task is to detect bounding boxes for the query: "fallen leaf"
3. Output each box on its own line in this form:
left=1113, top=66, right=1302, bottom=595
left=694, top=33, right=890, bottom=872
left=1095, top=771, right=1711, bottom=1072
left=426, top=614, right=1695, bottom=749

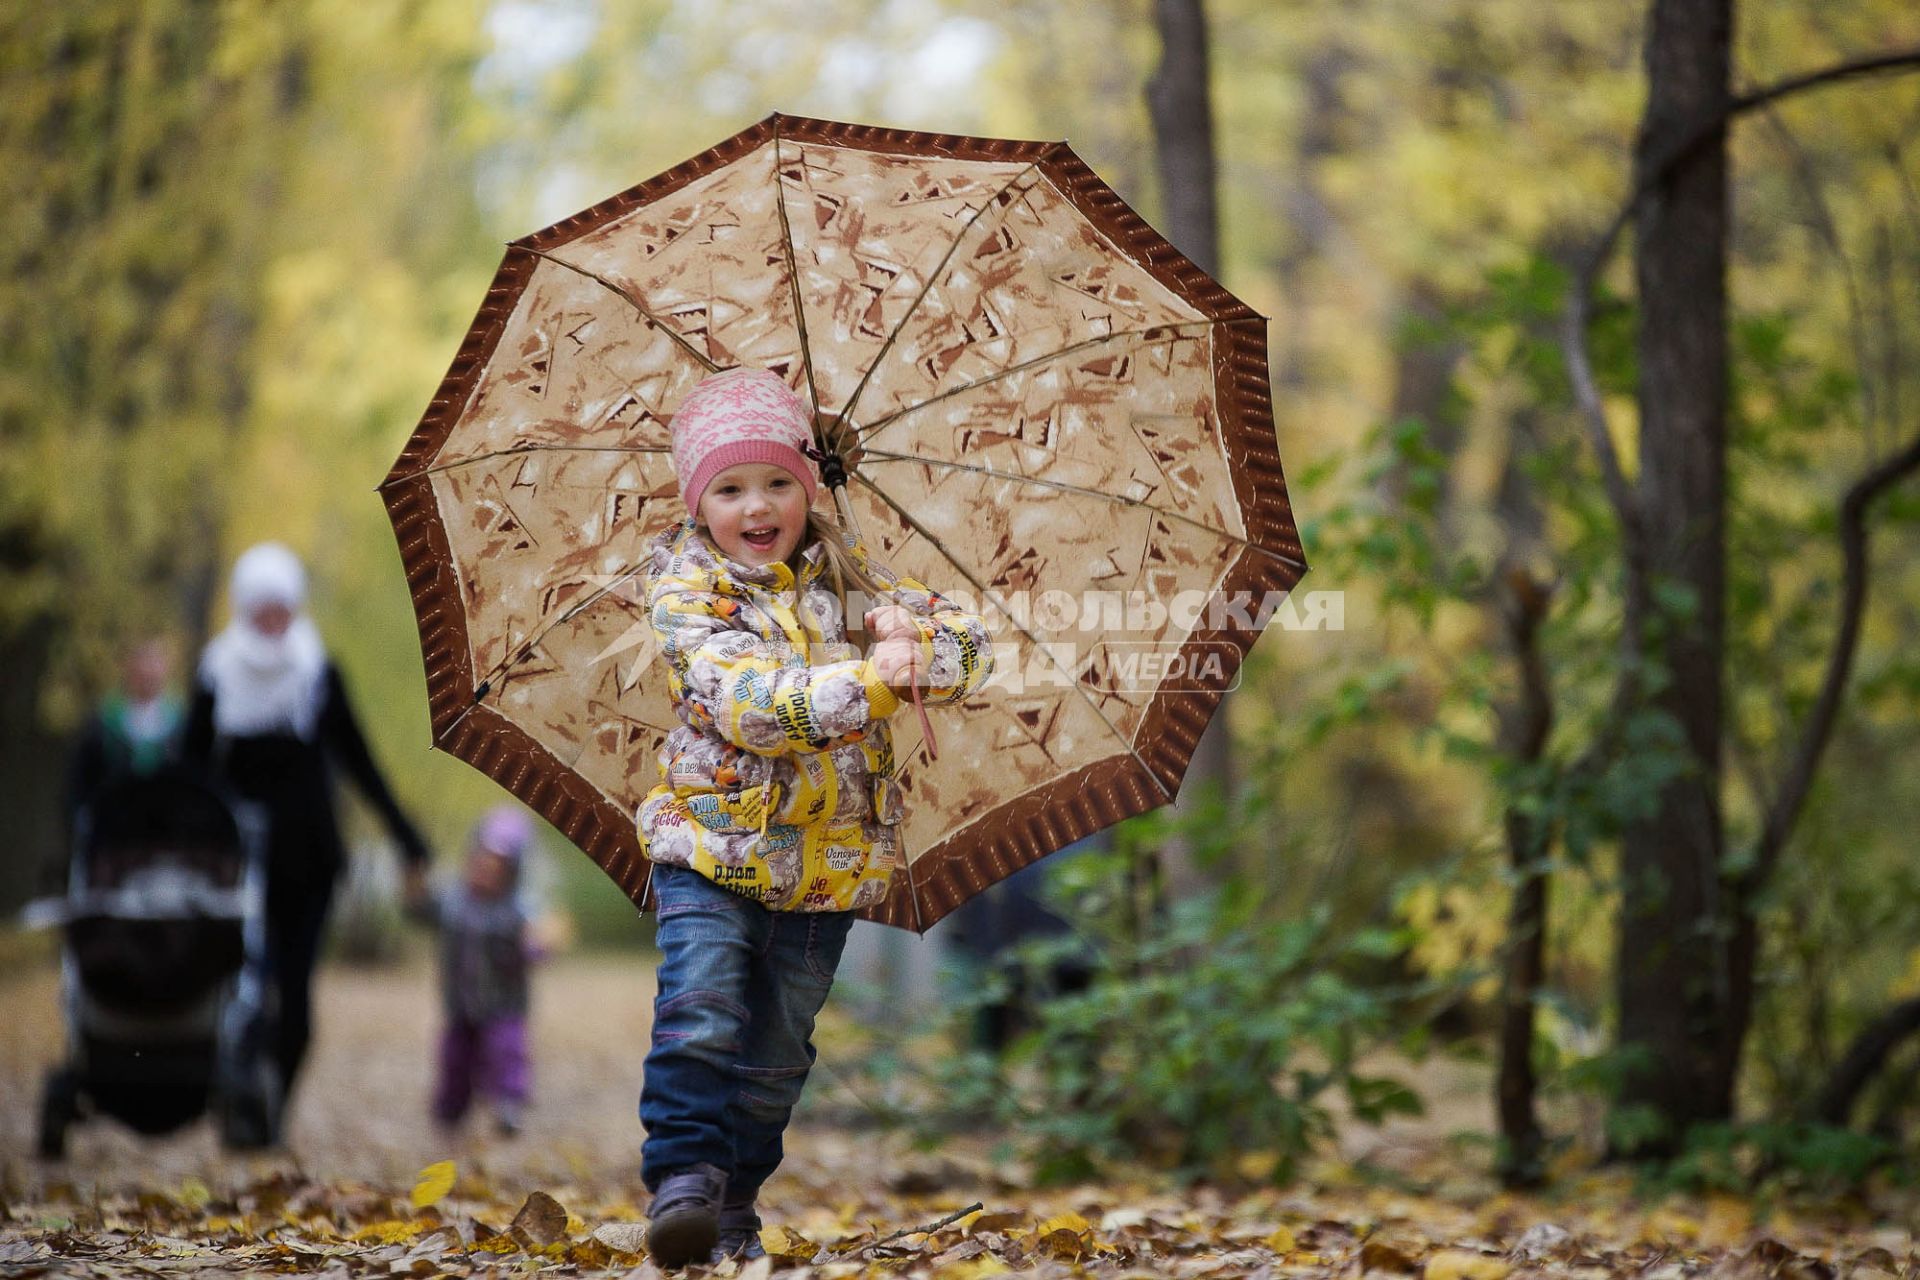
left=592, top=1221, right=650, bottom=1257
left=409, top=1162, right=456, bottom=1211
left=1511, top=1223, right=1573, bottom=1262
left=1035, top=1211, right=1092, bottom=1236
left=1780, top=1259, right=1836, bottom=1280
left=1034, top=1227, right=1087, bottom=1260
left=1174, top=1249, right=1270, bottom=1276
left=1362, top=1239, right=1421, bottom=1272
left=510, top=1191, right=569, bottom=1247
left=1744, top=1239, right=1795, bottom=1267
left=1700, top=1195, right=1753, bottom=1249
left=1426, top=1249, right=1512, bottom=1280
left=1267, top=1226, right=1299, bottom=1253
left=1644, top=1210, right=1702, bottom=1244
left=762, top=1223, right=816, bottom=1259
left=938, top=1238, right=991, bottom=1263
left=565, top=1238, right=617, bottom=1267
left=347, top=1218, right=434, bottom=1245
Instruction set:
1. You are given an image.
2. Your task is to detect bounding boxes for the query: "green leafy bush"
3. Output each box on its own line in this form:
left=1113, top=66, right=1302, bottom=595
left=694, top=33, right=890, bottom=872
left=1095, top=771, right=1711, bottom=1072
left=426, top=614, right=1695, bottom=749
left=1637, top=1121, right=1908, bottom=1198
left=909, top=820, right=1427, bottom=1186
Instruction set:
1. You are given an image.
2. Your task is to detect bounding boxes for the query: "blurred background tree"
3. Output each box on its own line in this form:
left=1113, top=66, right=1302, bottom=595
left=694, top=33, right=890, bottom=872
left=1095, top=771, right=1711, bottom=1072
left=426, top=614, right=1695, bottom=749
left=4, top=0, right=1919, bottom=1180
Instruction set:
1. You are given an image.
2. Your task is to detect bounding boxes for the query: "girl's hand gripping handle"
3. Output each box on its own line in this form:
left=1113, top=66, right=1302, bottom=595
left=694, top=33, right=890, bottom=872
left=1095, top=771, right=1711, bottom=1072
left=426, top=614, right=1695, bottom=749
left=869, top=635, right=939, bottom=762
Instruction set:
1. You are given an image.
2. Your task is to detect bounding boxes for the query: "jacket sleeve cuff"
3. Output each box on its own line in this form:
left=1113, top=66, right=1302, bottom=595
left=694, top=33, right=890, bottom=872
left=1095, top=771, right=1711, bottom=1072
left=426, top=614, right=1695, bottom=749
left=914, top=618, right=940, bottom=671
left=915, top=617, right=963, bottom=699
left=860, top=661, right=902, bottom=719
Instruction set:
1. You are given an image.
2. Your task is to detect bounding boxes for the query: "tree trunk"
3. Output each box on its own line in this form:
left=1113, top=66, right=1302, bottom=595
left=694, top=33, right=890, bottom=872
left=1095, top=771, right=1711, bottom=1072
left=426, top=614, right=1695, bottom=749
left=1494, top=564, right=1554, bottom=1185
left=1147, top=0, right=1221, bottom=280
left=1272, top=43, right=1353, bottom=392
left=1497, top=828, right=1550, bottom=1180
left=1612, top=0, right=1735, bottom=1152
left=1146, top=0, right=1236, bottom=896
left=1145, top=0, right=1235, bottom=896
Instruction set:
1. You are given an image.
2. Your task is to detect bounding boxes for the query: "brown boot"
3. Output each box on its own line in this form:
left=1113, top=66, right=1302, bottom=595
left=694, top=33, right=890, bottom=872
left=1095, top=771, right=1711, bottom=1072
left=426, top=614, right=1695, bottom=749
left=646, top=1163, right=725, bottom=1269
left=708, top=1199, right=765, bottom=1264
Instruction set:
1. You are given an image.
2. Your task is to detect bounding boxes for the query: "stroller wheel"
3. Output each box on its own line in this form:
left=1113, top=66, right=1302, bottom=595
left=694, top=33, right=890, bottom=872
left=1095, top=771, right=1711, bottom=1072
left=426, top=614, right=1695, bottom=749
left=218, top=1057, right=282, bottom=1151
left=37, top=1067, right=80, bottom=1160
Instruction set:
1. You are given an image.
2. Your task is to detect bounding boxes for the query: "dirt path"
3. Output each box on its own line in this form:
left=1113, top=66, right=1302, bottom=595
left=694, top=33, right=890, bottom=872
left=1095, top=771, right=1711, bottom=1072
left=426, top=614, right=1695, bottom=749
left=0, top=950, right=919, bottom=1202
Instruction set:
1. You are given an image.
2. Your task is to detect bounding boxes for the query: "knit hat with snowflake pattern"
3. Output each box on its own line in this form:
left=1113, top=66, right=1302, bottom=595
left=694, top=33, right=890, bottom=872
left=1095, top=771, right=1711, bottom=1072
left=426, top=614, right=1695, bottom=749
left=669, top=367, right=822, bottom=516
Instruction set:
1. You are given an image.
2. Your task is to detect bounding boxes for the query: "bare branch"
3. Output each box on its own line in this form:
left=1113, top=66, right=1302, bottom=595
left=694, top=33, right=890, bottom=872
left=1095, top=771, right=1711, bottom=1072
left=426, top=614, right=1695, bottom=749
left=1561, top=220, right=1643, bottom=556
left=1729, top=49, right=1920, bottom=126
left=1744, top=428, right=1920, bottom=894
left=1561, top=47, right=1920, bottom=784
left=1814, top=995, right=1920, bottom=1126
left=1559, top=47, right=1920, bottom=547
left=864, top=1202, right=986, bottom=1249
left=1757, top=108, right=1879, bottom=452
left=1635, top=48, right=1920, bottom=217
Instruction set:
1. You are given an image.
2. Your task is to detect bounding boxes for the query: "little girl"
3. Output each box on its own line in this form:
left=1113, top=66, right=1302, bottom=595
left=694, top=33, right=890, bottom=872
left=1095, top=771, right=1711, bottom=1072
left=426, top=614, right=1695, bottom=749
left=412, top=805, right=550, bottom=1137
left=636, top=367, right=992, bottom=1267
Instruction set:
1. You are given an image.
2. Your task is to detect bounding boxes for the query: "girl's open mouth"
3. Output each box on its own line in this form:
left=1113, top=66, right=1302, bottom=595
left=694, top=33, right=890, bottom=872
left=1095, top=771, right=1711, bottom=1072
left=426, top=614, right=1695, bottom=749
left=743, top=528, right=778, bottom=549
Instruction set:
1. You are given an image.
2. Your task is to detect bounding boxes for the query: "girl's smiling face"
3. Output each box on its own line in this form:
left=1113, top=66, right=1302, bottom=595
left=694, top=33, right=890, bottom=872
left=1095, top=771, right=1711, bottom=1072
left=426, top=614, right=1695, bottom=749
left=698, top=462, right=809, bottom=568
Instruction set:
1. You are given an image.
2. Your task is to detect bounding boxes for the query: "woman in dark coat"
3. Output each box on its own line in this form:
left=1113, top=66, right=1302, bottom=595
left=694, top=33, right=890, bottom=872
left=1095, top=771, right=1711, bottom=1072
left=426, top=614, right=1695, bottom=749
left=183, top=542, right=430, bottom=1128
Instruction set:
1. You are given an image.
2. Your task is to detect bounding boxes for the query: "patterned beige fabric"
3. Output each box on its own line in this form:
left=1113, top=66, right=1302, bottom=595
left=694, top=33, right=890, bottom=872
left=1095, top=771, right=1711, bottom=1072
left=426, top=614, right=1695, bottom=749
left=385, top=116, right=1304, bottom=930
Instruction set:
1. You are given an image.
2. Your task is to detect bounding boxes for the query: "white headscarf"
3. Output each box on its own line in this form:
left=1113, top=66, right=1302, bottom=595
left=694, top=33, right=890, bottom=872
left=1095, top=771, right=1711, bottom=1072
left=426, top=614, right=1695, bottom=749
left=199, top=542, right=328, bottom=739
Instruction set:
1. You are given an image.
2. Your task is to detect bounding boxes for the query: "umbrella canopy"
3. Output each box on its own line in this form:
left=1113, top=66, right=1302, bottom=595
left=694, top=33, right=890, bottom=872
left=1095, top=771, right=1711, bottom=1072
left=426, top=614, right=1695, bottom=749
left=382, top=113, right=1306, bottom=931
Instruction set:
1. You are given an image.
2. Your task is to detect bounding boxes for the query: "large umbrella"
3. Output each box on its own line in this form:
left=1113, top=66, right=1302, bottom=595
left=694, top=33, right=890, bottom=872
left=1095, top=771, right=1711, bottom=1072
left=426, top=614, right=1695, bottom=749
left=381, top=113, right=1306, bottom=932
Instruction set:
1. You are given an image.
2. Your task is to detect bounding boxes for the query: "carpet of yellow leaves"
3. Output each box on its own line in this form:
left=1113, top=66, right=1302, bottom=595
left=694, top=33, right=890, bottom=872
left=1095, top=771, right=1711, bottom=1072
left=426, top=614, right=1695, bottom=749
left=1, top=954, right=1913, bottom=1277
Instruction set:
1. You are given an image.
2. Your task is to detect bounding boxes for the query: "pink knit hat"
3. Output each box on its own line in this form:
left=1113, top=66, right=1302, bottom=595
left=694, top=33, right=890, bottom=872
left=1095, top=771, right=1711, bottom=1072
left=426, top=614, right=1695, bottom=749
left=669, top=368, right=821, bottom=516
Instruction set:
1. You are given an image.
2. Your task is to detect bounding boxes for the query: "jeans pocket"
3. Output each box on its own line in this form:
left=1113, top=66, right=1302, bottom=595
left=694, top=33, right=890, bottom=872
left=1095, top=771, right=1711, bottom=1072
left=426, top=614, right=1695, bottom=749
left=803, top=913, right=855, bottom=985
left=653, top=866, right=747, bottom=918
left=734, top=1061, right=809, bottom=1081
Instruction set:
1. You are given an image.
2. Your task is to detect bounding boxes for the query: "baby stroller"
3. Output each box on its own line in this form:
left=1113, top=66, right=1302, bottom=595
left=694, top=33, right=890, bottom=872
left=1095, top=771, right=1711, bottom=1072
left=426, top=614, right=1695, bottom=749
left=32, top=765, right=279, bottom=1155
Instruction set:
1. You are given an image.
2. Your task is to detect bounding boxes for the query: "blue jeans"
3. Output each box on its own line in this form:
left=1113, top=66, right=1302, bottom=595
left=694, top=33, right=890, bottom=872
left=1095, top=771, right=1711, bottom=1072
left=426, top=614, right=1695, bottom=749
left=640, top=865, right=854, bottom=1197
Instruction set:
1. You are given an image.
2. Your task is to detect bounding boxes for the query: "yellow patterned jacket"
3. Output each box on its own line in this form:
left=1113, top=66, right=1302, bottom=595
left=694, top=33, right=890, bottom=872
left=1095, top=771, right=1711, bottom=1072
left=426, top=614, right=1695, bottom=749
left=636, top=522, right=993, bottom=911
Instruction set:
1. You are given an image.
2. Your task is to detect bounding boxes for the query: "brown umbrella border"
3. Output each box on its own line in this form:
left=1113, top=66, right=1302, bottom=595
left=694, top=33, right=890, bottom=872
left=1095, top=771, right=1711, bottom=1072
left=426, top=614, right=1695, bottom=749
left=380, top=111, right=1308, bottom=931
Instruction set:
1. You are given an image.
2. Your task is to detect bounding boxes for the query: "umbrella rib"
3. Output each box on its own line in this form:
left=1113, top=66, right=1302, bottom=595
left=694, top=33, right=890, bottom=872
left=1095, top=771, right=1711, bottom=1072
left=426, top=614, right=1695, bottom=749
left=899, top=825, right=927, bottom=937
left=853, top=315, right=1261, bottom=445
left=860, top=449, right=1307, bottom=573
left=829, top=154, right=1055, bottom=446
left=385, top=443, right=670, bottom=487
left=436, top=698, right=482, bottom=744
left=851, top=473, right=1177, bottom=807
left=523, top=246, right=720, bottom=374
left=467, top=563, right=653, bottom=696
left=771, top=126, right=826, bottom=428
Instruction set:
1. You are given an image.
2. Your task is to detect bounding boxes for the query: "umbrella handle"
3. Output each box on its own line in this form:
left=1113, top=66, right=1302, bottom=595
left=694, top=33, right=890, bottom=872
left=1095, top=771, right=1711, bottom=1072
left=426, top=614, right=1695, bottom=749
left=831, top=483, right=862, bottom=541
left=813, top=444, right=930, bottom=756
left=910, top=672, right=939, bottom=763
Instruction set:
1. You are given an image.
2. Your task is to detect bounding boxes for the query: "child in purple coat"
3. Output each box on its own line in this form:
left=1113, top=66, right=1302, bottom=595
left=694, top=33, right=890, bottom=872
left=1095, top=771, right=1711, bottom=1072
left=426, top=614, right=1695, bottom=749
left=415, top=806, right=546, bottom=1136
